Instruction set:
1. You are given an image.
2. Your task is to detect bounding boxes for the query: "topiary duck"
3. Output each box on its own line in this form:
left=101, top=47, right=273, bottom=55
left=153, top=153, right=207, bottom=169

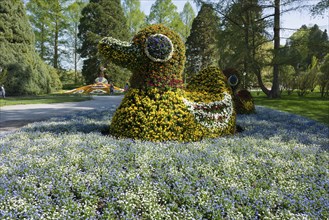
left=222, top=68, right=255, bottom=114
left=98, top=24, right=236, bottom=142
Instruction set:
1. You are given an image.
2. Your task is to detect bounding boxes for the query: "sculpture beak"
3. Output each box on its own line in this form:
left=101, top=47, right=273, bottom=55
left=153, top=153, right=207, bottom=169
left=98, top=37, right=139, bottom=70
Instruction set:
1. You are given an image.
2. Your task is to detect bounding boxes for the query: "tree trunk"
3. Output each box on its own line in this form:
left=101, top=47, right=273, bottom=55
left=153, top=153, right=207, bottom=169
left=53, top=18, right=59, bottom=69
left=74, top=22, right=78, bottom=83
left=269, top=0, right=281, bottom=98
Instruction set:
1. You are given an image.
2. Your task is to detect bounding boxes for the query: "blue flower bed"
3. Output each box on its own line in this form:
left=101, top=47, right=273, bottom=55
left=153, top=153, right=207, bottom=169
left=0, top=106, right=328, bottom=219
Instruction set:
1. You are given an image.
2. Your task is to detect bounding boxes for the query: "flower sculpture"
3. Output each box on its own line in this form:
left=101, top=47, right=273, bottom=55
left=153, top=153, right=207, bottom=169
left=98, top=24, right=236, bottom=142
left=223, top=68, right=255, bottom=114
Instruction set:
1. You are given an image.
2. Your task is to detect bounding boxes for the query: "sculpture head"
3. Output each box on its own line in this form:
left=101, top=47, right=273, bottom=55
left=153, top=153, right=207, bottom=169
left=98, top=24, right=186, bottom=90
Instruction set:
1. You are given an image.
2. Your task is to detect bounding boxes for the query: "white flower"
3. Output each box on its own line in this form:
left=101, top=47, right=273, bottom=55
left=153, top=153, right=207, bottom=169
left=182, top=92, right=234, bottom=129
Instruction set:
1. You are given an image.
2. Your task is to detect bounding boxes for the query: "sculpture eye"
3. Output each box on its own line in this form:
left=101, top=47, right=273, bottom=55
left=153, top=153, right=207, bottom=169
left=145, top=34, right=174, bottom=62
left=228, top=75, right=239, bottom=87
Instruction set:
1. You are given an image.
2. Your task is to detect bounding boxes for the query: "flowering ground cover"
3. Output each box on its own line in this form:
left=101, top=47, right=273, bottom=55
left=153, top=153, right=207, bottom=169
left=0, top=106, right=328, bottom=219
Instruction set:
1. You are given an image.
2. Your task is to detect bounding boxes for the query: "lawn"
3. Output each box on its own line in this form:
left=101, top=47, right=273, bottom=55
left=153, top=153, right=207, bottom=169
left=252, top=91, right=329, bottom=126
left=0, top=106, right=328, bottom=219
left=0, top=94, right=92, bottom=107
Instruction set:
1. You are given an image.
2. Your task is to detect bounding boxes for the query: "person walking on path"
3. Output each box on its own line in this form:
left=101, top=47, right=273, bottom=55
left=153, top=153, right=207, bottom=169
left=0, top=85, right=5, bottom=98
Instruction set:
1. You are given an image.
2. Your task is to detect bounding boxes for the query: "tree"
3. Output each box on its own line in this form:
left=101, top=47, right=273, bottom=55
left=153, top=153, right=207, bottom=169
left=319, top=54, right=329, bottom=97
left=65, top=0, right=87, bottom=83
left=217, top=0, right=268, bottom=82
left=311, top=0, right=329, bottom=16
left=147, top=0, right=185, bottom=37
left=180, top=1, right=196, bottom=41
left=26, top=0, right=52, bottom=62
left=295, top=56, right=319, bottom=96
left=26, top=0, right=69, bottom=69
left=203, top=0, right=318, bottom=98
left=122, top=0, right=146, bottom=37
left=285, top=25, right=329, bottom=69
left=78, top=0, right=130, bottom=85
left=0, top=0, right=61, bottom=95
left=185, top=3, right=220, bottom=80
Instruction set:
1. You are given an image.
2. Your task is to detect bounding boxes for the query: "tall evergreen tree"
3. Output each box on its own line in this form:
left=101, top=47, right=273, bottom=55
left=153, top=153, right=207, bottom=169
left=78, top=0, right=130, bottom=85
left=0, top=0, right=61, bottom=95
left=185, top=3, right=220, bottom=79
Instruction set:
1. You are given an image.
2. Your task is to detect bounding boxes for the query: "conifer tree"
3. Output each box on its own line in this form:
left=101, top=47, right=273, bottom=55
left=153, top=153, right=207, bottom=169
left=0, top=0, right=61, bottom=95
left=185, top=3, right=220, bottom=79
left=78, top=0, right=130, bottom=85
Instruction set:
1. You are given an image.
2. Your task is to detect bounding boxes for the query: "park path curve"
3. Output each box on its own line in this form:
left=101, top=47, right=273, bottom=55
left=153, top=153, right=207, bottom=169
left=0, top=95, right=124, bottom=133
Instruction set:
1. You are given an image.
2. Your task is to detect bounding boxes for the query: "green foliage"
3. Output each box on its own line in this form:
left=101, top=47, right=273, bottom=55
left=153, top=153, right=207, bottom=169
left=0, top=0, right=61, bottom=95
left=311, top=0, right=329, bottom=16
left=295, top=56, right=319, bottom=96
left=286, top=25, right=329, bottom=69
left=26, top=0, right=70, bottom=68
left=122, top=0, right=146, bottom=37
left=185, top=4, right=220, bottom=78
left=319, top=54, right=329, bottom=97
left=147, top=0, right=185, bottom=38
left=58, top=69, right=85, bottom=86
left=180, top=2, right=195, bottom=42
left=217, top=0, right=267, bottom=72
left=78, top=0, right=130, bottom=84
left=65, top=0, right=87, bottom=75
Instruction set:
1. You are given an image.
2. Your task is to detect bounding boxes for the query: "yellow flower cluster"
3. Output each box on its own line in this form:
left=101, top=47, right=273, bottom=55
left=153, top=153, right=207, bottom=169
left=185, top=66, right=234, bottom=103
left=110, top=88, right=235, bottom=142
left=235, top=89, right=256, bottom=114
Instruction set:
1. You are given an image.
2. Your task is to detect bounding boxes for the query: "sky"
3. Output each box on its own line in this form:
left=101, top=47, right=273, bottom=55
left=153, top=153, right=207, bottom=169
left=139, top=0, right=328, bottom=42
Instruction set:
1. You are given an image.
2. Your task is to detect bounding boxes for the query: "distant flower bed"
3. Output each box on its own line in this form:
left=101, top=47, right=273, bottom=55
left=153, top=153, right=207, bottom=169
left=0, top=107, right=328, bottom=219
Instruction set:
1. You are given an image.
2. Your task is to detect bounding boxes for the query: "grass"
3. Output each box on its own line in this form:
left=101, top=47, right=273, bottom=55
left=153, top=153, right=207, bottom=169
left=252, top=91, right=329, bottom=126
left=0, top=94, right=92, bottom=107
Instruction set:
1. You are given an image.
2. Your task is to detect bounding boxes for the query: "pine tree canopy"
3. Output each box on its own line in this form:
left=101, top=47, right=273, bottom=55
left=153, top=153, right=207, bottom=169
left=185, top=3, right=220, bottom=78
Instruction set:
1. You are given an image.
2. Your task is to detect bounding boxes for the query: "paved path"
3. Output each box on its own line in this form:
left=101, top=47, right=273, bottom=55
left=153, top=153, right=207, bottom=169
left=0, top=95, right=124, bottom=133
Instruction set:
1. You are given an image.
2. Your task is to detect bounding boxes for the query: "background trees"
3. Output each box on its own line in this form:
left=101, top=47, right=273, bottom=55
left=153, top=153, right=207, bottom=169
left=78, top=0, right=130, bottom=86
left=180, top=2, right=196, bottom=42
left=1, top=0, right=327, bottom=97
left=147, top=0, right=185, bottom=37
left=26, top=0, right=70, bottom=69
left=122, top=0, right=146, bottom=37
left=65, top=0, right=87, bottom=84
left=185, top=3, right=220, bottom=80
left=0, top=0, right=61, bottom=95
